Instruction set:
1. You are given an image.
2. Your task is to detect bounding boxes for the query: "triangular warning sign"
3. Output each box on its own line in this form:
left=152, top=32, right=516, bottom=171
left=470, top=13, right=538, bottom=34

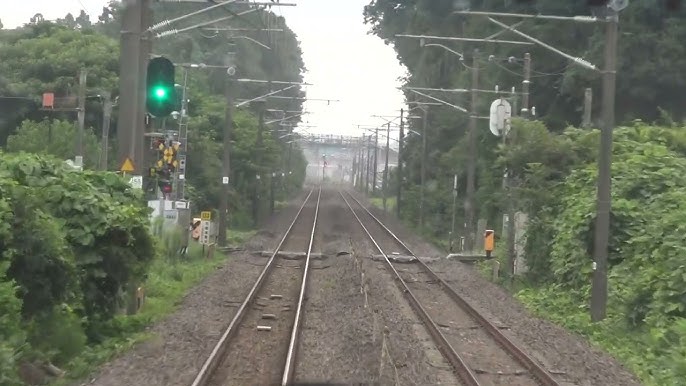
left=120, top=157, right=135, bottom=172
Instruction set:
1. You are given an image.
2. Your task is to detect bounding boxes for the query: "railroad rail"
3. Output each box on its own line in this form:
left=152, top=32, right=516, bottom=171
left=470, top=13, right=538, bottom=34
left=340, top=190, right=559, bottom=386
left=191, top=186, right=321, bottom=386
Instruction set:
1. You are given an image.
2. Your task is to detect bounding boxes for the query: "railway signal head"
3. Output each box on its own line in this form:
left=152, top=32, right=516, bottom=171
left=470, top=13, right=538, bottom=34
left=146, top=57, right=176, bottom=117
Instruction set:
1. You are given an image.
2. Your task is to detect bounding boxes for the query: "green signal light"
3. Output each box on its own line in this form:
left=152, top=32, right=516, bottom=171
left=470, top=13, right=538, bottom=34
left=155, top=88, right=166, bottom=98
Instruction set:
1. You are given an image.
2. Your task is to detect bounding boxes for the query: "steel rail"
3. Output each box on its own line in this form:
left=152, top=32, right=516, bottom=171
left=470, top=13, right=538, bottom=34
left=190, top=188, right=316, bottom=386
left=282, top=186, right=321, bottom=385
left=345, top=191, right=560, bottom=386
left=339, top=191, right=481, bottom=386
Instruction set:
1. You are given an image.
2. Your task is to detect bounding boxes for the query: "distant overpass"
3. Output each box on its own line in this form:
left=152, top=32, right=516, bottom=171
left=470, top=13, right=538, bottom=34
left=297, top=134, right=398, bottom=186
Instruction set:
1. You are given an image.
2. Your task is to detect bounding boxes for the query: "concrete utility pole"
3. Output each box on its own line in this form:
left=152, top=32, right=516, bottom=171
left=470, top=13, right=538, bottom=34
left=117, top=0, right=144, bottom=175
left=583, top=87, right=593, bottom=127
left=591, top=9, right=619, bottom=323
left=218, top=77, right=234, bottom=247
left=397, top=108, right=405, bottom=218
left=465, top=48, right=479, bottom=251
left=522, top=53, right=531, bottom=117
left=365, top=136, right=371, bottom=194
left=137, top=0, right=152, bottom=173
left=382, top=122, right=391, bottom=213
left=100, top=94, right=112, bottom=170
left=373, top=128, right=379, bottom=194
left=357, top=134, right=367, bottom=192
left=253, top=100, right=266, bottom=226
left=77, top=69, right=87, bottom=166
left=419, top=105, right=428, bottom=229
left=450, top=174, right=458, bottom=252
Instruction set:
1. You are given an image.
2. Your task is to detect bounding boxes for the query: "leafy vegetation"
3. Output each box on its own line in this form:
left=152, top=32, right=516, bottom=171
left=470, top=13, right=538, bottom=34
left=0, top=2, right=306, bottom=383
left=364, top=1, right=686, bottom=384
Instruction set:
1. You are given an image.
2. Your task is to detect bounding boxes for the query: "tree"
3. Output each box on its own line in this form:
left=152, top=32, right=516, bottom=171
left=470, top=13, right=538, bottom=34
left=6, top=119, right=101, bottom=168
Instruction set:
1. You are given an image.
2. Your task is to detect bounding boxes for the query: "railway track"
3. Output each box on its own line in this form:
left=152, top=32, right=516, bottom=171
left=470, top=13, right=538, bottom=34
left=340, top=190, right=560, bottom=386
left=190, top=186, right=321, bottom=386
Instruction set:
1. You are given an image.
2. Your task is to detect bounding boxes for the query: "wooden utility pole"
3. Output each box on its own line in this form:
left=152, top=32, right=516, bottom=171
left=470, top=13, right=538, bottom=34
left=218, top=77, right=234, bottom=247
left=464, top=48, right=479, bottom=251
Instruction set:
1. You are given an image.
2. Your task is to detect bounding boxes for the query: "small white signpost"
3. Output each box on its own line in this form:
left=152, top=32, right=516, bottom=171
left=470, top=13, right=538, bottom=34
left=129, top=175, right=143, bottom=189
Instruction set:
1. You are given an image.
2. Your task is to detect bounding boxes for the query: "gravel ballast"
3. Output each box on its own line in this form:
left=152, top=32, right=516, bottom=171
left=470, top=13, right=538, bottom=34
left=357, top=193, right=643, bottom=386
left=80, top=192, right=310, bottom=386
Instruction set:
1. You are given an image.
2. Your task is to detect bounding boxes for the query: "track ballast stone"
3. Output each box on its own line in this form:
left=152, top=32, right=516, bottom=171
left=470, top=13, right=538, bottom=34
left=360, top=196, right=643, bottom=386
left=294, top=197, right=380, bottom=383
left=79, top=192, right=310, bottom=386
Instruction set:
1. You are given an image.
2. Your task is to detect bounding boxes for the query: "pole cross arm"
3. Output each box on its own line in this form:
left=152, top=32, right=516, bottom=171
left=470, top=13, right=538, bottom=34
left=454, top=10, right=600, bottom=23
left=266, top=112, right=305, bottom=125
left=407, top=89, right=468, bottom=113
left=236, top=84, right=297, bottom=108
left=396, top=33, right=533, bottom=46
left=488, top=17, right=599, bottom=72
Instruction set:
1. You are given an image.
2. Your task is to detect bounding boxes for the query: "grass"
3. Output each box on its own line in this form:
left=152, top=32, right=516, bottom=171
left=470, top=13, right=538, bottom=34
left=51, top=229, right=255, bottom=385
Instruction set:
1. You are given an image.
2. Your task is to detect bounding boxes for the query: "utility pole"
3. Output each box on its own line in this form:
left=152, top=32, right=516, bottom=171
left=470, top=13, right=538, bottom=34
left=522, top=53, right=531, bottom=117
left=465, top=48, right=479, bottom=251
left=137, top=0, right=152, bottom=174
left=591, top=10, right=619, bottom=323
left=358, top=136, right=365, bottom=191
left=117, top=0, right=143, bottom=175
left=373, top=128, right=379, bottom=194
left=450, top=174, right=458, bottom=252
left=270, top=172, right=275, bottom=214
left=100, top=94, right=112, bottom=170
left=253, top=99, right=266, bottom=226
left=76, top=69, right=87, bottom=167
left=382, top=122, right=391, bottom=213
left=365, top=135, right=371, bottom=195
left=583, top=87, right=593, bottom=127
left=419, top=105, right=428, bottom=229
left=218, top=77, right=234, bottom=247
left=397, top=108, right=404, bottom=218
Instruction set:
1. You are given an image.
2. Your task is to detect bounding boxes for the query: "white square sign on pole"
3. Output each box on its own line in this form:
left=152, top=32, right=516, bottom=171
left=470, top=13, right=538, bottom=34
left=129, top=175, right=143, bottom=189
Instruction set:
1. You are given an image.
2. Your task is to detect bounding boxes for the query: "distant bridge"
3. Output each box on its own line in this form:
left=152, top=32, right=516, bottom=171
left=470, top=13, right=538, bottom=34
left=297, top=134, right=398, bottom=186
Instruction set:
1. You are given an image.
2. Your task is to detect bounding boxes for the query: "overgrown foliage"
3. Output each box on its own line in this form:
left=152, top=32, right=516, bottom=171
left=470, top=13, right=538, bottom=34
left=0, top=1, right=308, bottom=225
left=0, top=152, right=155, bottom=381
left=364, top=1, right=686, bottom=384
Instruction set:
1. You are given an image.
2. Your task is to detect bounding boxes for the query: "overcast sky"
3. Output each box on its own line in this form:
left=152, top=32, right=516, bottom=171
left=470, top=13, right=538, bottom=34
left=1, top=0, right=407, bottom=138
